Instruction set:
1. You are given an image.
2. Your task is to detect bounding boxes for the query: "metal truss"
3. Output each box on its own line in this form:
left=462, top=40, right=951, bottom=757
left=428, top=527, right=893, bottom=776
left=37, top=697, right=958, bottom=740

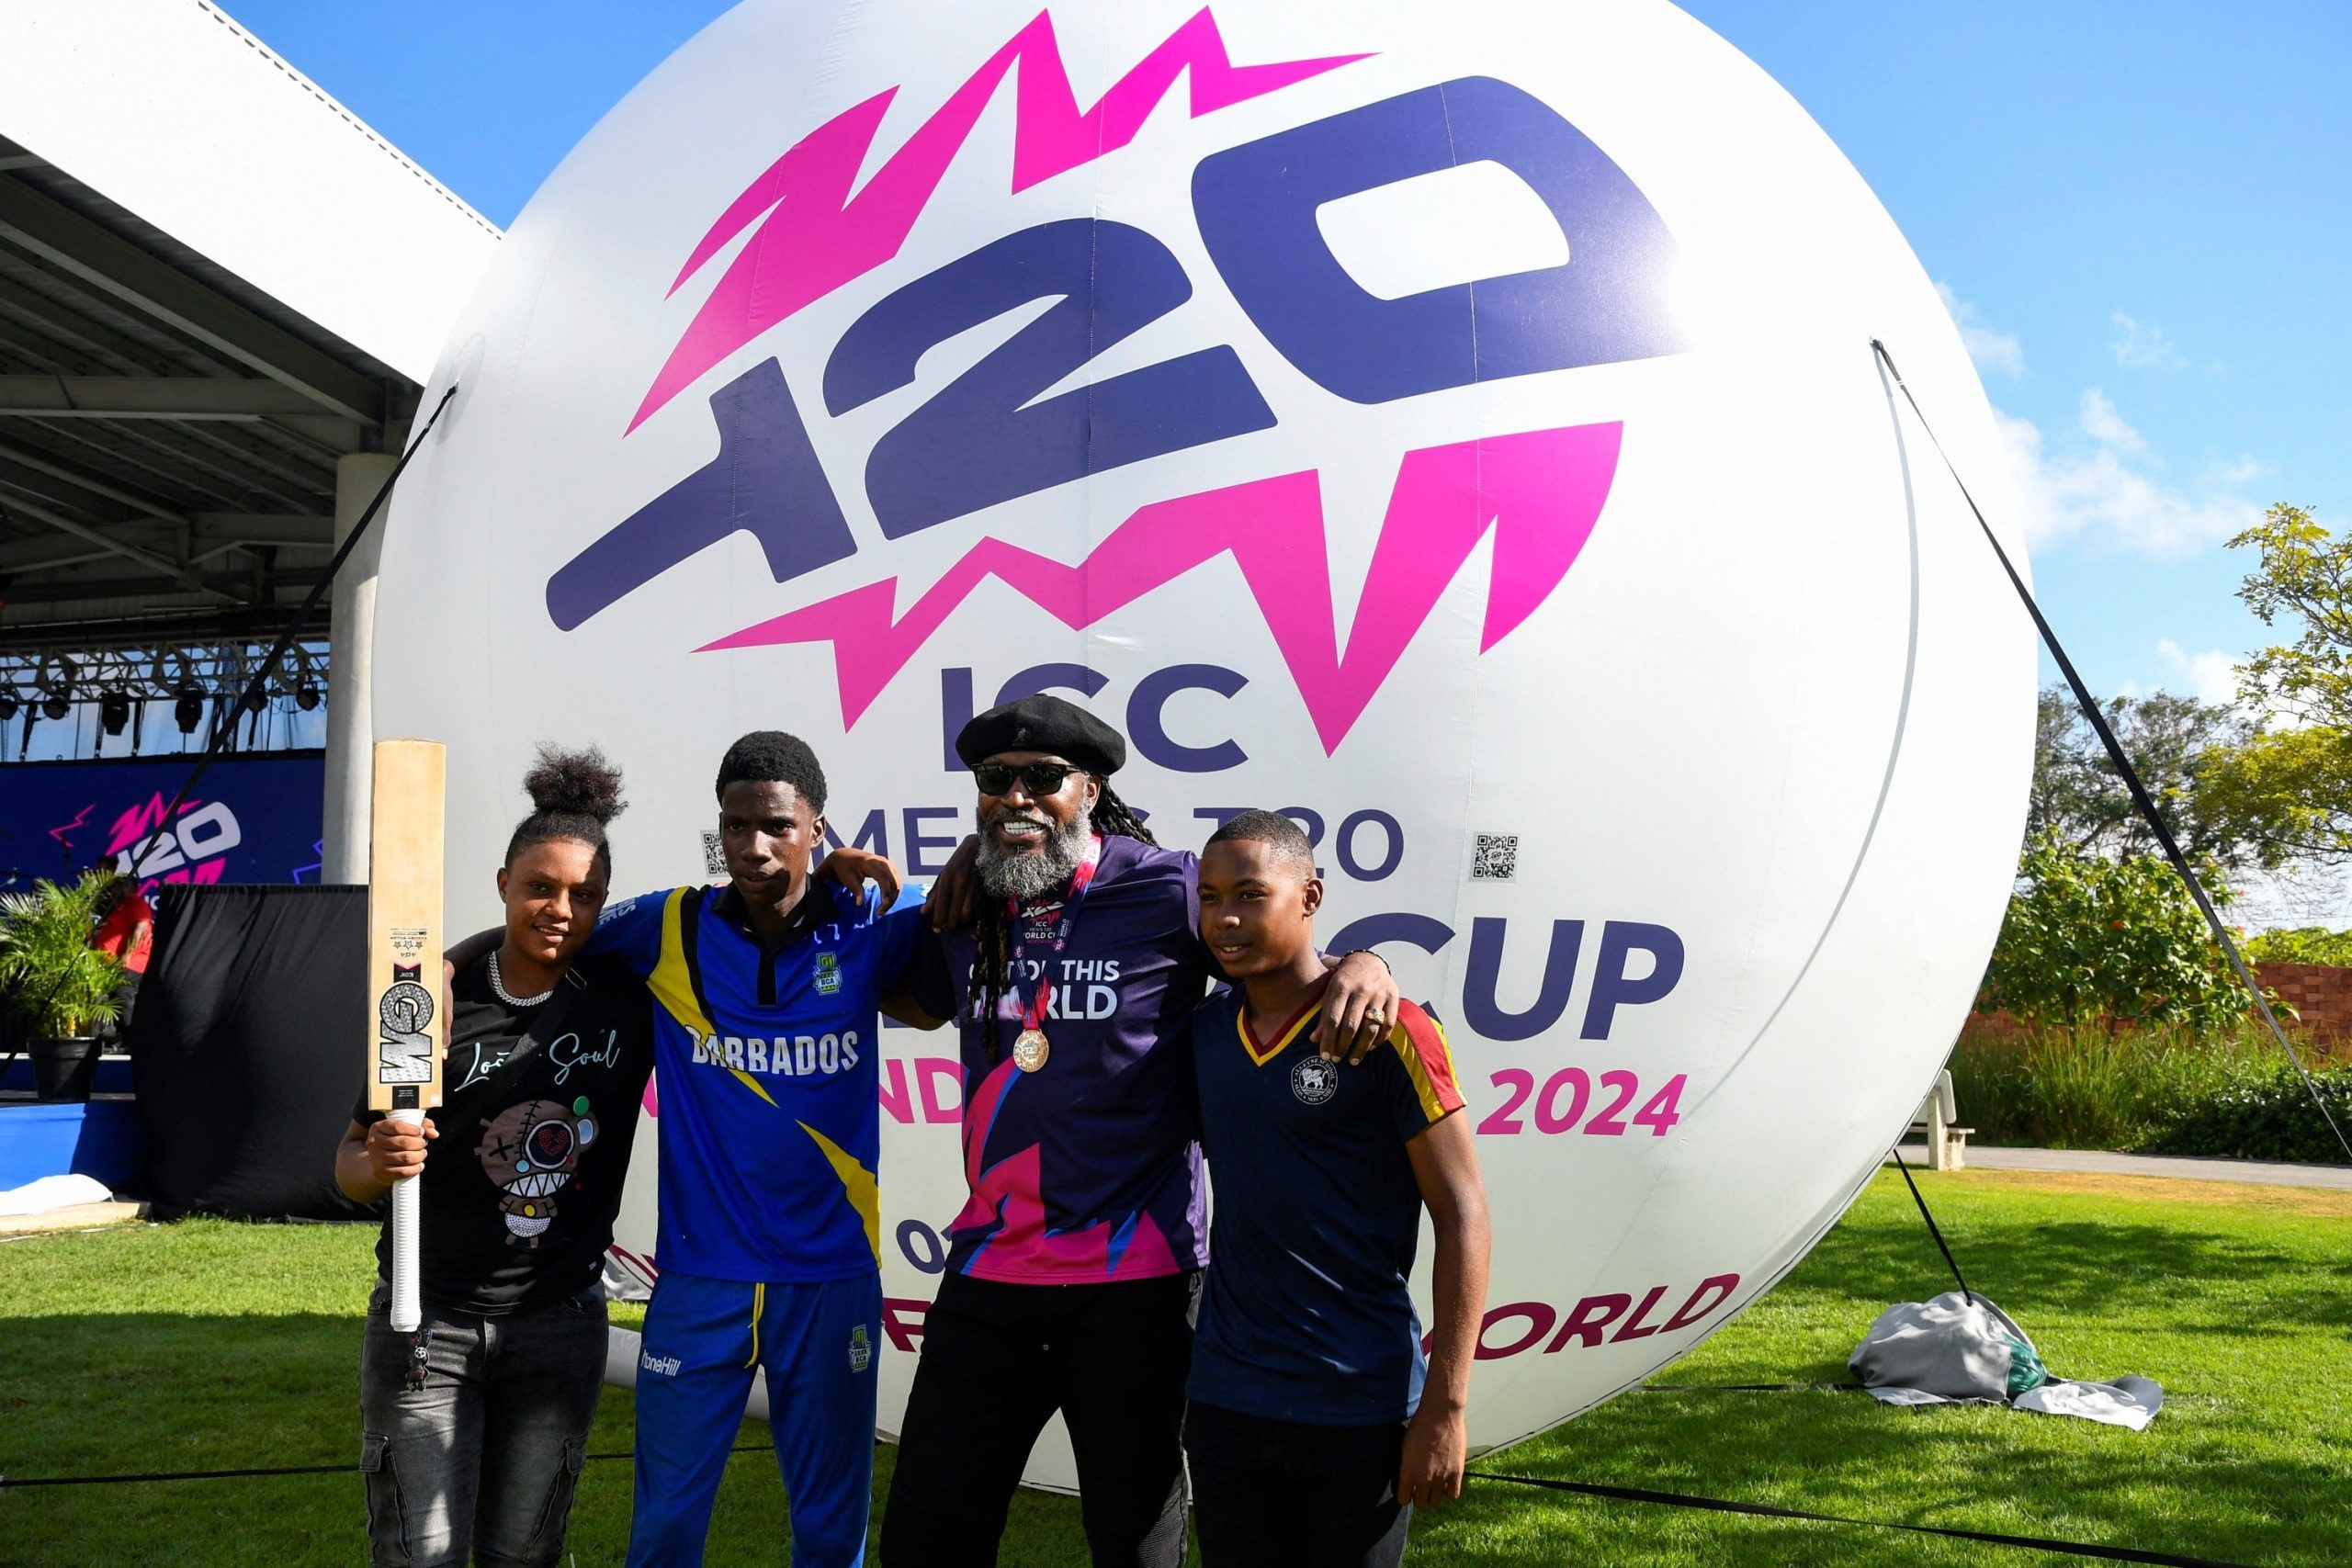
left=0, top=637, right=327, bottom=711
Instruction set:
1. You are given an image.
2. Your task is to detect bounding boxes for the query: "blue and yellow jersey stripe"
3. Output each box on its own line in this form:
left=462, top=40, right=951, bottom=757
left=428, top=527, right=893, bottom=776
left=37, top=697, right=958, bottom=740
left=588, top=880, right=923, bottom=1281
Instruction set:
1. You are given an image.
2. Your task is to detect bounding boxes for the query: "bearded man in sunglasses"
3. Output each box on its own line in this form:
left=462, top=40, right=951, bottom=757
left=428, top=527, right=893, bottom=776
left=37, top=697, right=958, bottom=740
left=879, top=694, right=1400, bottom=1568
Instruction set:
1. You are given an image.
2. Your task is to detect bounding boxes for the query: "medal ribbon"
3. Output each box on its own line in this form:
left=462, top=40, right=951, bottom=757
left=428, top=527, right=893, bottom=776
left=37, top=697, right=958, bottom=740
left=1006, top=834, right=1103, bottom=1039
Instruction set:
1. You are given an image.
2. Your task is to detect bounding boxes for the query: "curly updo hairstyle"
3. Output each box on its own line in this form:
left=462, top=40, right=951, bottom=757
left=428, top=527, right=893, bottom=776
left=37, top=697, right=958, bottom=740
left=504, top=743, right=628, bottom=870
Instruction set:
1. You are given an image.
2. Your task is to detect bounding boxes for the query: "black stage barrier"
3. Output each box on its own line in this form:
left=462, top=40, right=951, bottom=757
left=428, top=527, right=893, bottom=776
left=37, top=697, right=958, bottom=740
left=130, top=884, right=380, bottom=1222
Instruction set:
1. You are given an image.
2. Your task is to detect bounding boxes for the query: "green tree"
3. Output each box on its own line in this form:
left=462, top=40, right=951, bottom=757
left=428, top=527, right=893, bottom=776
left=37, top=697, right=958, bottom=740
left=2029, top=684, right=2261, bottom=867
left=2199, top=503, right=2352, bottom=864
left=1977, top=831, right=2250, bottom=1032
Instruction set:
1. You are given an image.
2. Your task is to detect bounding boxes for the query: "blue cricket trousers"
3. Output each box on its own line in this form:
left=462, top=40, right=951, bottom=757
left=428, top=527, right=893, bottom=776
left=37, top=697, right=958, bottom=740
left=626, top=1269, right=881, bottom=1567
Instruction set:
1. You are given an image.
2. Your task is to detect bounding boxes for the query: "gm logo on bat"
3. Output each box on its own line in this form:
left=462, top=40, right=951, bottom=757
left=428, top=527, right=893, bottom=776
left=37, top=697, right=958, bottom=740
left=377, top=960, right=436, bottom=1086
left=541, top=9, right=1688, bottom=754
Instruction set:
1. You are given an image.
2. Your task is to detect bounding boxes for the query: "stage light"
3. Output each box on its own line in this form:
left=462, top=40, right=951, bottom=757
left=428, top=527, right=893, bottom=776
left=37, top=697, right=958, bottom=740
left=241, top=687, right=267, bottom=715
left=295, top=682, right=321, bottom=711
left=0, top=692, right=17, bottom=722
left=99, top=691, right=131, bottom=736
left=40, top=657, right=74, bottom=724
left=174, top=683, right=204, bottom=735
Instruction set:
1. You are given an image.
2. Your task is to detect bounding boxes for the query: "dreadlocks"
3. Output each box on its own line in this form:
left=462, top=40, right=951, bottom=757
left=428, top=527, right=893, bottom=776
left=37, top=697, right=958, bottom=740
left=1089, top=783, right=1156, bottom=847
left=972, top=781, right=1157, bottom=1062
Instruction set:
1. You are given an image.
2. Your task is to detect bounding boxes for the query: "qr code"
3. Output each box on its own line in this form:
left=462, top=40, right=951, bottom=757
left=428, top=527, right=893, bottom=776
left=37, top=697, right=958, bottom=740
left=701, top=830, right=727, bottom=878
left=1471, top=833, right=1519, bottom=881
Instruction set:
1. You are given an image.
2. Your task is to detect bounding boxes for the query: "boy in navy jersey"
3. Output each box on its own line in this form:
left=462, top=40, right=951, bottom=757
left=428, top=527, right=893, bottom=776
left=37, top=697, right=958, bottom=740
left=1185, top=811, right=1491, bottom=1568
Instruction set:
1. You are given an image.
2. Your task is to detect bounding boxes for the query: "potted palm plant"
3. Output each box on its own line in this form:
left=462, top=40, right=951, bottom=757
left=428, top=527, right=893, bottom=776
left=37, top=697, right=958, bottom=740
left=0, top=870, right=126, bottom=1101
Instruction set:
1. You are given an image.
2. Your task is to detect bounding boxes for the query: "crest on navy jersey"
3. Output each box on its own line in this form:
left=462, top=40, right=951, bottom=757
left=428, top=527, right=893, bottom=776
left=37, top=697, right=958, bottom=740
left=1290, top=1056, right=1338, bottom=1106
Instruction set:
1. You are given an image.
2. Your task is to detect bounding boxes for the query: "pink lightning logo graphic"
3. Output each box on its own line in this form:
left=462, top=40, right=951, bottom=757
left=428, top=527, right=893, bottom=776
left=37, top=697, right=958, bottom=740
left=628, top=8, right=1367, bottom=432
left=46, top=804, right=94, bottom=849
left=705, top=423, right=1623, bottom=754
left=951, top=1055, right=1183, bottom=1280
left=582, top=10, right=1673, bottom=747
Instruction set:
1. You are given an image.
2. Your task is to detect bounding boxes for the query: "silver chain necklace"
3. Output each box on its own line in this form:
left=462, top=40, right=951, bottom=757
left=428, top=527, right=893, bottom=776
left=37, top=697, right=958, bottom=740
left=486, top=950, right=556, bottom=1009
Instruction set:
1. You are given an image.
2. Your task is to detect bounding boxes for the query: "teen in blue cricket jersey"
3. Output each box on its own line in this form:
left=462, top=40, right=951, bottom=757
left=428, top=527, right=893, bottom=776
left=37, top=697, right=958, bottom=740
left=582, top=731, right=941, bottom=1568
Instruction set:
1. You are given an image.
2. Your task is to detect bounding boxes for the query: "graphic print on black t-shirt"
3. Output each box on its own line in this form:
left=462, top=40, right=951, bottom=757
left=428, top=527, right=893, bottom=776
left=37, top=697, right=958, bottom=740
left=475, top=1096, right=602, bottom=1247
left=354, top=954, right=653, bottom=1314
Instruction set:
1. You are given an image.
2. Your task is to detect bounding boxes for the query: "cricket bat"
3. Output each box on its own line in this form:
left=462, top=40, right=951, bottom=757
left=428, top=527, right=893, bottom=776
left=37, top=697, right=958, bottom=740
left=365, top=739, right=447, bottom=1334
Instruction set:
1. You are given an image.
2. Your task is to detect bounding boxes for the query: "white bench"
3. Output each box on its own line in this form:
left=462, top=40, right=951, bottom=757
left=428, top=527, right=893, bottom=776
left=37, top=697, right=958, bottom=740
left=1906, top=1067, right=1973, bottom=1171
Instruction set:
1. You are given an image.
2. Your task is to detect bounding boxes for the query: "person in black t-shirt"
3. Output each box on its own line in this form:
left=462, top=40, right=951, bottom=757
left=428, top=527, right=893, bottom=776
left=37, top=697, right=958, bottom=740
left=336, top=746, right=654, bottom=1568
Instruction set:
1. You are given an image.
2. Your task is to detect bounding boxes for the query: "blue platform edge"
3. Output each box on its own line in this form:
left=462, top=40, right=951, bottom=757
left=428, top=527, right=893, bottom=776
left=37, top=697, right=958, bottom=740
left=0, top=1055, right=134, bottom=1096
left=0, top=1084, right=146, bottom=1193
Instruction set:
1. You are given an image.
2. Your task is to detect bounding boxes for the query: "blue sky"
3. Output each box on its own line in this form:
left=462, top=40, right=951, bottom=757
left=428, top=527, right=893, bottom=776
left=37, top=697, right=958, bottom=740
left=225, top=0, right=2352, bottom=710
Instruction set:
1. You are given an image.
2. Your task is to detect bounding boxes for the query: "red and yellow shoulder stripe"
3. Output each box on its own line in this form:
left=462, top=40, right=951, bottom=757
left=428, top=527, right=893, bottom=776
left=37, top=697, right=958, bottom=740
left=1385, top=1000, right=1464, bottom=1123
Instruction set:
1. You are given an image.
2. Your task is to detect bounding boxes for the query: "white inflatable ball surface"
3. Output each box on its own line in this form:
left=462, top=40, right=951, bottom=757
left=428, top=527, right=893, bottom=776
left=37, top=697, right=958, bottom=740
left=374, top=0, right=2032, bottom=1489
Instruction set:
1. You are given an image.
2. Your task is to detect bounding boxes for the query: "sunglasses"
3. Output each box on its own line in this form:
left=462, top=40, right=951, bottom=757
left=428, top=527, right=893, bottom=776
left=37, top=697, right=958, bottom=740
left=971, top=761, right=1084, bottom=797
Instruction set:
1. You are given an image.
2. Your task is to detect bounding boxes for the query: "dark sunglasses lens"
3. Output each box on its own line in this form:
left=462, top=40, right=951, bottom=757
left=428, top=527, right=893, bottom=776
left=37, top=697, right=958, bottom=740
left=972, top=763, right=1074, bottom=795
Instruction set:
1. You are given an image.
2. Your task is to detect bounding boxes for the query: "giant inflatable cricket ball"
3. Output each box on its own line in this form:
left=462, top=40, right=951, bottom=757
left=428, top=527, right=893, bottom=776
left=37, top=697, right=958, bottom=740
left=375, top=0, right=2033, bottom=1485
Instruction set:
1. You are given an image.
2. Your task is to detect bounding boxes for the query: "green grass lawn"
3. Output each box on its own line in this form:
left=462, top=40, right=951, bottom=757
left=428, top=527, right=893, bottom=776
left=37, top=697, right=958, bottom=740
left=3, top=1168, right=2346, bottom=1565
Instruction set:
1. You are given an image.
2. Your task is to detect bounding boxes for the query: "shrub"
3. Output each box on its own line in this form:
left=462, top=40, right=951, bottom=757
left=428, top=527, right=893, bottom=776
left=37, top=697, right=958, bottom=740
left=0, top=871, right=125, bottom=1038
left=2143, top=1066, right=2352, bottom=1165
left=2243, top=925, right=2352, bottom=966
left=1951, top=1020, right=2273, bottom=1150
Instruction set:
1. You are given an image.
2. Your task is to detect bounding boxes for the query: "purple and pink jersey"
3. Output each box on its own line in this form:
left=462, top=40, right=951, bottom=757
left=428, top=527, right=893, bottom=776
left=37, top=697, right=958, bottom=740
left=930, top=835, right=1212, bottom=1283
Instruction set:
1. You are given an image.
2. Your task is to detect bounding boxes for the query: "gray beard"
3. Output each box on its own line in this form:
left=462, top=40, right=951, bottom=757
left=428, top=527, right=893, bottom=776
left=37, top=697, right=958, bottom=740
left=976, top=804, right=1093, bottom=900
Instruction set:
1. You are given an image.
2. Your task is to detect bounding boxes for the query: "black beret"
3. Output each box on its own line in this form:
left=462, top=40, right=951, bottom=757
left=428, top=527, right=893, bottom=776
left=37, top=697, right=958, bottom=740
left=956, top=694, right=1126, bottom=775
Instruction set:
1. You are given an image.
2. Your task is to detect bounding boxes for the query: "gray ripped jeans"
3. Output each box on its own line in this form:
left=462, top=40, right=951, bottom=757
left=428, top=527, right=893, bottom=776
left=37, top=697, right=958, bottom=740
left=359, top=1282, right=608, bottom=1567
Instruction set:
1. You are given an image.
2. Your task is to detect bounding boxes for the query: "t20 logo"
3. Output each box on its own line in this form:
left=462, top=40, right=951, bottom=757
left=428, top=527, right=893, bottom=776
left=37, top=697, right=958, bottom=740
left=546, top=10, right=1686, bottom=752
left=106, top=795, right=244, bottom=885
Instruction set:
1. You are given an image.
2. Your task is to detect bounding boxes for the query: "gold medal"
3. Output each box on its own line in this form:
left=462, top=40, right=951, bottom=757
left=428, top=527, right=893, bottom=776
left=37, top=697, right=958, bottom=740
left=1012, top=1028, right=1051, bottom=1073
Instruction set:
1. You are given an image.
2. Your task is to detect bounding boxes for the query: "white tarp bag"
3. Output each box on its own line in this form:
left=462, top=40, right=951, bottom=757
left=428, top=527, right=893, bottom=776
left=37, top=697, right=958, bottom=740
left=1850, top=1291, right=2162, bottom=1430
left=0, top=1172, right=113, bottom=1217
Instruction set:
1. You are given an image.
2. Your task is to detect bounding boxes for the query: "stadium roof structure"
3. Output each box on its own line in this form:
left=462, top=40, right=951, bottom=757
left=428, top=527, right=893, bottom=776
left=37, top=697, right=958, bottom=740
left=0, top=3, right=499, bottom=659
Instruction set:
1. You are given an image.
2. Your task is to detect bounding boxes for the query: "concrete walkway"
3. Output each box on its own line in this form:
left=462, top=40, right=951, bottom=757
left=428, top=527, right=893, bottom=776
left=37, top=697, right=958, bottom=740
left=1894, top=1144, right=2352, bottom=1191
left=0, top=1199, right=148, bottom=1237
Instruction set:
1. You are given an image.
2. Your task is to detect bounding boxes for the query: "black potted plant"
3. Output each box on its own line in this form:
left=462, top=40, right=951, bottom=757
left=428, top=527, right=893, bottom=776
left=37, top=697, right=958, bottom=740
left=0, top=871, right=126, bottom=1102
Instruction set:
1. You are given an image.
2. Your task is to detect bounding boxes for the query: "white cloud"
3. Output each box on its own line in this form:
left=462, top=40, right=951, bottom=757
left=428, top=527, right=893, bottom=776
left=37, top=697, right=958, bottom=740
left=2115, top=643, right=2239, bottom=707
left=1926, top=293, right=2263, bottom=557
left=2153, top=638, right=2241, bottom=705
left=1937, top=281, right=2025, bottom=378
left=2110, top=310, right=2184, bottom=369
left=2076, top=388, right=2146, bottom=454
left=1996, top=390, right=2263, bottom=556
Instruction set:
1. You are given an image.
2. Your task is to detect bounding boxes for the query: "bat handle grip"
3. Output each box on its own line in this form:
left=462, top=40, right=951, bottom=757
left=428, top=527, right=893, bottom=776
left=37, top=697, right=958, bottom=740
left=387, top=1106, right=426, bottom=1334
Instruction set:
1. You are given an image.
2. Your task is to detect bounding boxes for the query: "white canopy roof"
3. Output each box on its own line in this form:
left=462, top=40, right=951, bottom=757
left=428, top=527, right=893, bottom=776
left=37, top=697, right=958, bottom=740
left=0, top=1, right=501, bottom=655
left=0, top=0, right=497, bottom=383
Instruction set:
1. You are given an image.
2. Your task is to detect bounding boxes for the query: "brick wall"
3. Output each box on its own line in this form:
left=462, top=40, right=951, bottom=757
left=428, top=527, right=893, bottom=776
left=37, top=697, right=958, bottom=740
left=1964, top=961, right=2352, bottom=1051
left=2251, top=963, right=2352, bottom=1047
